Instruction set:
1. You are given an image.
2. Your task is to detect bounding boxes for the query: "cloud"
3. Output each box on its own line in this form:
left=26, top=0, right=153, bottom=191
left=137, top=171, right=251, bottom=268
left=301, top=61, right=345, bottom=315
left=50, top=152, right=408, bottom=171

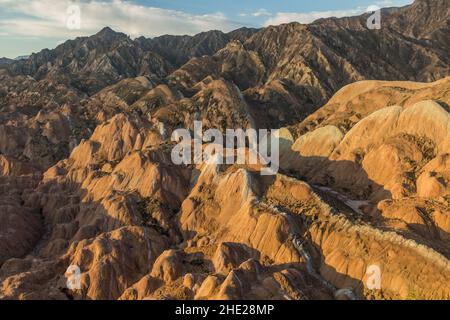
left=0, top=0, right=242, bottom=39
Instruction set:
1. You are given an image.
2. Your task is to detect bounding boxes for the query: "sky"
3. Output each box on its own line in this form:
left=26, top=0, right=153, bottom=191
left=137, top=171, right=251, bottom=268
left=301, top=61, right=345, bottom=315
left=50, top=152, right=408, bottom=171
left=0, top=0, right=413, bottom=58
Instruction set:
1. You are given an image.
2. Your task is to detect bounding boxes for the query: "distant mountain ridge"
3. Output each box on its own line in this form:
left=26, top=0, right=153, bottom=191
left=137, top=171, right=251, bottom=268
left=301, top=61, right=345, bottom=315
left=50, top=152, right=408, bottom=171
left=5, top=27, right=259, bottom=95
left=4, top=0, right=448, bottom=101
left=14, top=55, right=29, bottom=61
left=0, top=58, right=13, bottom=65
